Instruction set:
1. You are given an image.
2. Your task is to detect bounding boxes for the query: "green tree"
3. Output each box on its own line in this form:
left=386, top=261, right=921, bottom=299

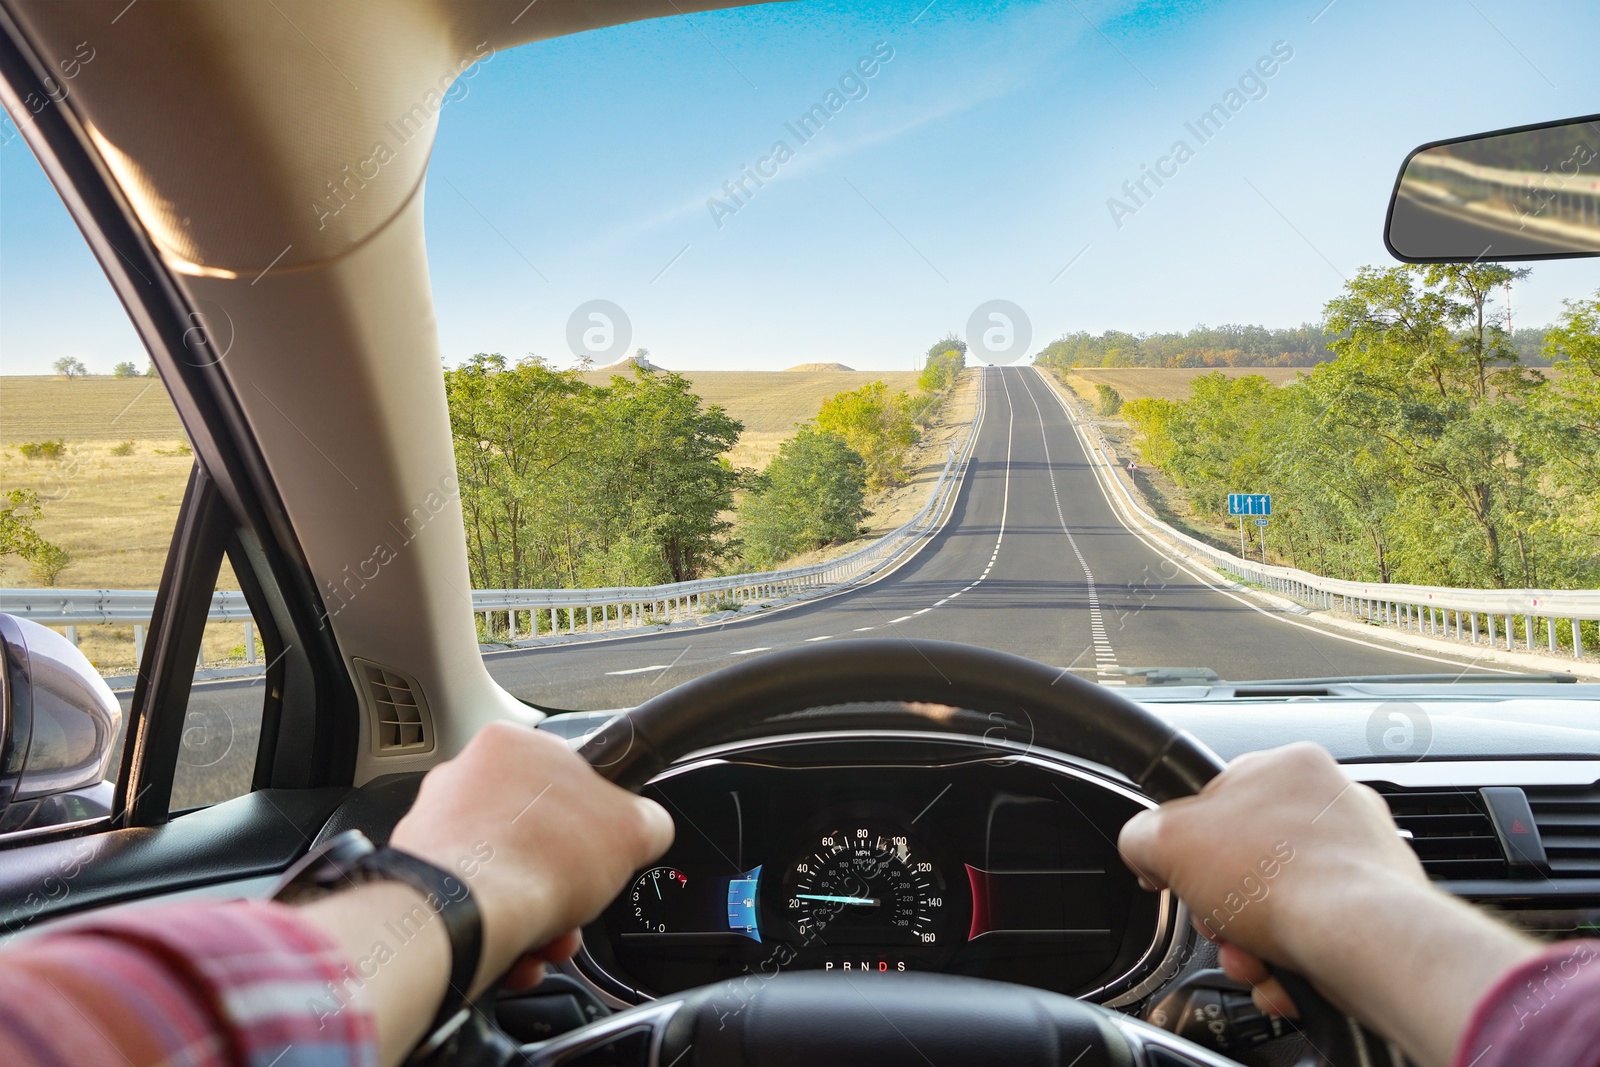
left=445, top=357, right=745, bottom=589
left=446, top=353, right=591, bottom=591
left=0, top=488, right=72, bottom=586
left=588, top=368, right=743, bottom=583
left=816, top=380, right=920, bottom=490
left=52, top=357, right=87, bottom=379
left=918, top=335, right=967, bottom=393
left=1095, top=383, right=1123, bottom=416
left=111, top=361, right=140, bottom=378
left=738, top=427, right=867, bottom=568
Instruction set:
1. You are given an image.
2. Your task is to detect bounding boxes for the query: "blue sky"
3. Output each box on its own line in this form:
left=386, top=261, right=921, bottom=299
left=4, top=0, right=1599, bottom=374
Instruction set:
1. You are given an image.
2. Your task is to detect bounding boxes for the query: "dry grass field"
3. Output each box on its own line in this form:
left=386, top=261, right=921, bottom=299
left=1061, top=366, right=1307, bottom=402
left=3, top=369, right=925, bottom=670
left=0, top=375, right=186, bottom=442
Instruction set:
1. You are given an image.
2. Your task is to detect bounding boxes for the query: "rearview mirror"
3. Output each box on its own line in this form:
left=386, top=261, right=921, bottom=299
left=1385, top=113, right=1600, bottom=262
left=0, top=613, right=122, bottom=839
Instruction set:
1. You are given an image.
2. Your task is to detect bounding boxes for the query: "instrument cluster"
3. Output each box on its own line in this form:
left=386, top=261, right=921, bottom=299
left=579, top=737, right=1178, bottom=1003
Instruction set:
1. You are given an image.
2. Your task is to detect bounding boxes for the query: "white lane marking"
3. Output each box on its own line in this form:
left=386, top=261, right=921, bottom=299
left=889, top=615, right=916, bottom=624
left=1011, top=368, right=1120, bottom=678
left=731, top=647, right=770, bottom=655
left=804, top=635, right=833, bottom=642
left=605, top=664, right=675, bottom=676
left=913, top=608, right=932, bottom=615
left=853, top=626, right=876, bottom=632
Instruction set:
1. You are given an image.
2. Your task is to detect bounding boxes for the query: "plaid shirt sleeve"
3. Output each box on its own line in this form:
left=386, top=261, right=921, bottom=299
left=1453, top=938, right=1600, bottom=1067
left=0, top=898, right=378, bottom=1067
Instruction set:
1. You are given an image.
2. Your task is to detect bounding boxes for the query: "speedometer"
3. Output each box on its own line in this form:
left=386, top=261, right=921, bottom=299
left=783, top=824, right=946, bottom=946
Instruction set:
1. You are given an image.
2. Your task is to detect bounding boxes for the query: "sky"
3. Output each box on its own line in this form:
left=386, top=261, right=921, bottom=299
left=4, top=0, right=1600, bottom=374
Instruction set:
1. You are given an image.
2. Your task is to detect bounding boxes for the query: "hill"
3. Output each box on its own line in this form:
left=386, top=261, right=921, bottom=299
left=786, top=362, right=854, bottom=371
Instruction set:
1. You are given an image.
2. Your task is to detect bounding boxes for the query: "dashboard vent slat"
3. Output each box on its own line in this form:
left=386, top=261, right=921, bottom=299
left=1526, top=786, right=1600, bottom=877
left=355, top=658, right=435, bottom=755
left=1378, top=788, right=1507, bottom=880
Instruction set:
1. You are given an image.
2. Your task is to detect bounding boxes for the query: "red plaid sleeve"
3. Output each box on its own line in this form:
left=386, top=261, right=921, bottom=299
left=1454, top=938, right=1600, bottom=1067
left=0, top=898, right=377, bottom=1067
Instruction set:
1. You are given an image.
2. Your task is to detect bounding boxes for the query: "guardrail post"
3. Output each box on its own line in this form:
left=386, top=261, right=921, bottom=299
left=134, top=623, right=146, bottom=664
left=1575, top=620, right=1585, bottom=660
left=1487, top=614, right=1495, bottom=644
left=1504, top=614, right=1514, bottom=650
left=1548, top=618, right=1557, bottom=653
left=65, top=624, right=78, bottom=646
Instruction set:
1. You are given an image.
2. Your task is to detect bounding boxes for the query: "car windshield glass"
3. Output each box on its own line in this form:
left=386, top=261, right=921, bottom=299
left=433, top=3, right=1600, bottom=710
left=7, top=2, right=1599, bottom=718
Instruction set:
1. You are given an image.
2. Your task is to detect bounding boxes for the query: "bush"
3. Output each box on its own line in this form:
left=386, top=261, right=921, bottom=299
left=1095, top=383, right=1124, bottom=416
left=816, top=381, right=919, bottom=490
left=112, top=361, right=140, bottom=378
left=0, top=489, right=71, bottom=586
left=918, top=336, right=967, bottom=393
left=110, top=440, right=136, bottom=456
left=18, top=440, right=66, bottom=460
left=738, top=427, right=868, bottom=569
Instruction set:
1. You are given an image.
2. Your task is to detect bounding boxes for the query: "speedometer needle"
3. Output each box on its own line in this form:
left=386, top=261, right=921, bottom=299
left=797, top=893, right=880, bottom=906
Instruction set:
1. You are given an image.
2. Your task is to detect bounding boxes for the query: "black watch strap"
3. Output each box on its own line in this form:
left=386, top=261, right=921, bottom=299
left=355, top=846, right=484, bottom=1036
left=271, top=830, right=484, bottom=1038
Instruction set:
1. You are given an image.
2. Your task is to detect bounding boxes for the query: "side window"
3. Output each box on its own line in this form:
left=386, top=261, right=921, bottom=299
left=1, top=135, right=267, bottom=830
left=167, top=568, right=268, bottom=811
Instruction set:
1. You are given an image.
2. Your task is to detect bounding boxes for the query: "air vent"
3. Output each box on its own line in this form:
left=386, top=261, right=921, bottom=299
left=1526, top=786, right=1600, bottom=877
left=355, top=659, right=434, bottom=755
left=1377, top=789, right=1506, bottom=880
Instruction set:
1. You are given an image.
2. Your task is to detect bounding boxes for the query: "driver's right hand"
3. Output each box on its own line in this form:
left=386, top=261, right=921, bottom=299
left=1117, top=742, right=1428, bottom=1012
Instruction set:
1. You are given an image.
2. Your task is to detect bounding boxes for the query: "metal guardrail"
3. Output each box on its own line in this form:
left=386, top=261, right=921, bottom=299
left=1039, top=370, right=1599, bottom=661
left=0, top=377, right=986, bottom=644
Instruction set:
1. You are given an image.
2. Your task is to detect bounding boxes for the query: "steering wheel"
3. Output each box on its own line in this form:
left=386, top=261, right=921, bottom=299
left=420, top=639, right=1360, bottom=1067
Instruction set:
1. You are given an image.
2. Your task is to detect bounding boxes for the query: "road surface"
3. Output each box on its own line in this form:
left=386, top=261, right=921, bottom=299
left=482, top=366, right=1493, bottom=710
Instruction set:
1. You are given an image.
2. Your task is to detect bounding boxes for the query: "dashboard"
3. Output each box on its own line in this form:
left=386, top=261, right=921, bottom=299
left=575, top=733, right=1179, bottom=1004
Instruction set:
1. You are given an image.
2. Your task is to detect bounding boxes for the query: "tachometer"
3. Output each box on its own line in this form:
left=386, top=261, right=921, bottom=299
left=783, top=825, right=946, bottom=946
left=628, top=865, right=692, bottom=933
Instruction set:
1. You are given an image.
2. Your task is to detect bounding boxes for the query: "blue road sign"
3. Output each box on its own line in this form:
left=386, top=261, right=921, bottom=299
left=1228, top=493, right=1272, bottom=517
left=1256, top=518, right=1270, bottom=526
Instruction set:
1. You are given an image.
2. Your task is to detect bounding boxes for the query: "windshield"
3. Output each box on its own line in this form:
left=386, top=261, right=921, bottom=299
left=5, top=1, right=1598, bottom=716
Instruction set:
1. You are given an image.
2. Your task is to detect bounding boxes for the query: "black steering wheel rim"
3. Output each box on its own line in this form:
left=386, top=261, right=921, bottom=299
left=575, top=638, right=1226, bottom=800
left=420, top=640, right=1355, bottom=1067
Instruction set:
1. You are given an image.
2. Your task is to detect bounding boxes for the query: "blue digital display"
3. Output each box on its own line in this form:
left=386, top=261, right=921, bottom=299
left=727, top=865, right=762, bottom=942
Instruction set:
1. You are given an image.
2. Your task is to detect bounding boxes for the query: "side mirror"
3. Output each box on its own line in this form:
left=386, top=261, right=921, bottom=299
left=0, top=613, right=122, bottom=838
left=1385, top=113, right=1600, bottom=262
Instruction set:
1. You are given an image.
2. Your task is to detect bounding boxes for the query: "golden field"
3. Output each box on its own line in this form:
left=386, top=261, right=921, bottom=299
left=1060, top=366, right=1308, bottom=402
left=3, top=369, right=926, bottom=669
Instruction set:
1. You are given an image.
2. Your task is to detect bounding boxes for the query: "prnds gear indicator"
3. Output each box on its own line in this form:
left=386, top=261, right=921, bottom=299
left=728, top=866, right=762, bottom=941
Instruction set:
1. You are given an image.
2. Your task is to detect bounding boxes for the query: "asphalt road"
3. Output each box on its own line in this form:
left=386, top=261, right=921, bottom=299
left=483, top=366, right=1492, bottom=711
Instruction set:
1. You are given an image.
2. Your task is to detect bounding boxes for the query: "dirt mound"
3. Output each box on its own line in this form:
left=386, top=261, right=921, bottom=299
left=785, top=362, right=854, bottom=372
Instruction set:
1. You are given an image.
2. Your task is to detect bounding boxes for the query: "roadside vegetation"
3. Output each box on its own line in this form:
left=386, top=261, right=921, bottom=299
left=736, top=337, right=968, bottom=569
left=736, top=427, right=868, bottom=570
left=1037, top=319, right=1552, bottom=370
left=447, top=354, right=741, bottom=590
left=1111, top=266, right=1598, bottom=594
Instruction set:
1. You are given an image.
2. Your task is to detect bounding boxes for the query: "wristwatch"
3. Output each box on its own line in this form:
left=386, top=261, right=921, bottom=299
left=270, top=829, right=484, bottom=1036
